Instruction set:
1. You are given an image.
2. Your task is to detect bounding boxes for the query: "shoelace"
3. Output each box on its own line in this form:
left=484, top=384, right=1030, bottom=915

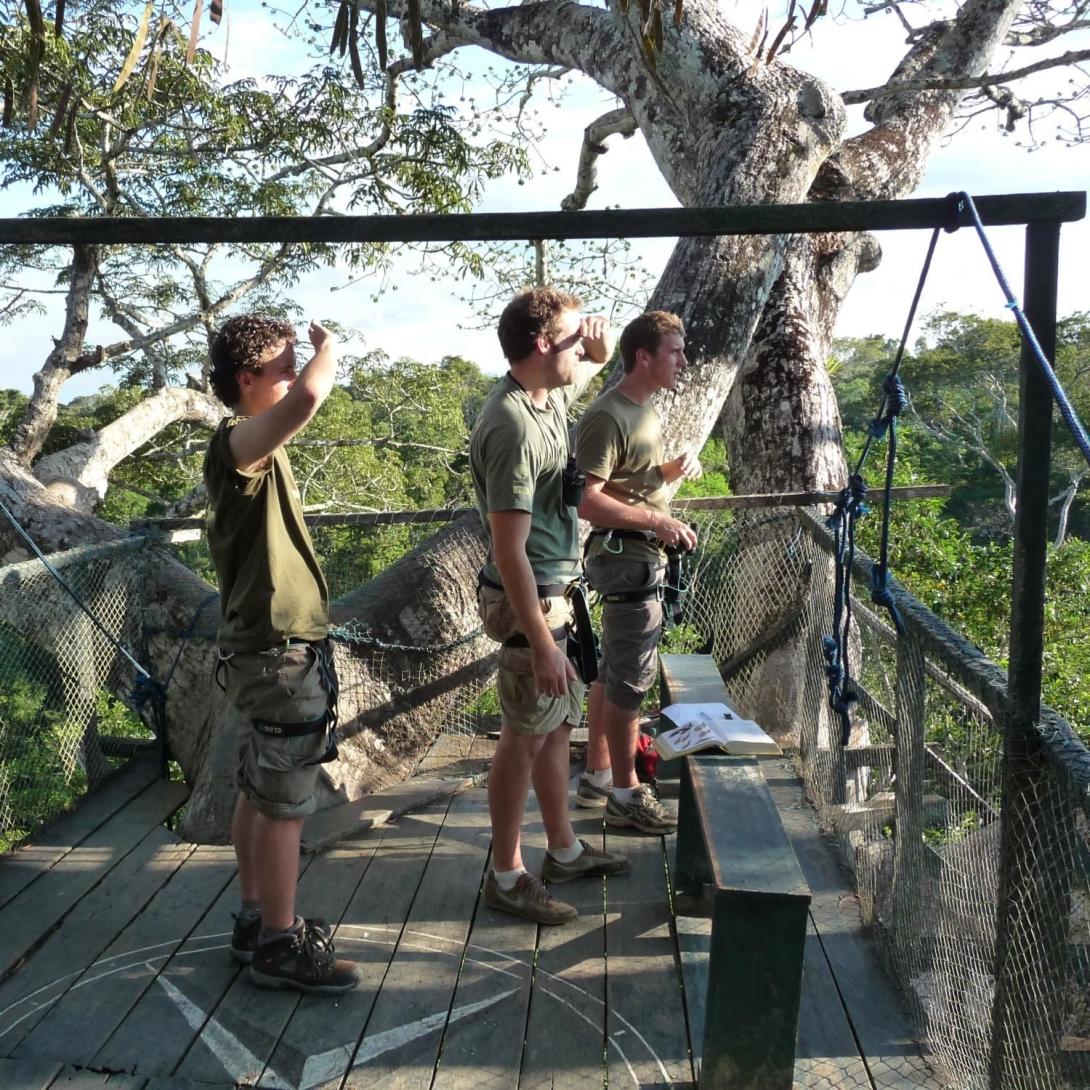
left=518, top=874, right=553, bottom=903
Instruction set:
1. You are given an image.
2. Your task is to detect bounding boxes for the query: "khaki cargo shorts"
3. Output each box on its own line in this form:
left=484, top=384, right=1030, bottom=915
left=477, top=583, right=585, bottom=736
left=586, top=555, right=665, bottom=711
left=220, top=640, right=338, bottom=820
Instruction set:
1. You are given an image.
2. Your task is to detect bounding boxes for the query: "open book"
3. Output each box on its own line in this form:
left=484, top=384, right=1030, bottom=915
left=653, top=702, right=782, bottom=760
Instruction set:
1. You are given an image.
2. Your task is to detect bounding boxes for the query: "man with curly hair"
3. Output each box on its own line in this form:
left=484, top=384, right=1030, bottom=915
left=470, top=287, right=629, bottom=925
left=204, top=313, right=359, bottom=995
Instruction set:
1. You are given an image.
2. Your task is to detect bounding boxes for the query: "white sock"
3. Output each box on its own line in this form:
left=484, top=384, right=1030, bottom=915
left=584, top=766, right=612, bottom=788
left=611, top=786, right=639, bottom=805
left=493, top=866, right=527, bottom=891
left=547, top=840, right=585, bottom=864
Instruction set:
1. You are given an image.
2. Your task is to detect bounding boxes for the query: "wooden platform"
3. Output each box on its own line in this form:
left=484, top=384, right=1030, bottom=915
left=0, top=744, right=950, bottom=1090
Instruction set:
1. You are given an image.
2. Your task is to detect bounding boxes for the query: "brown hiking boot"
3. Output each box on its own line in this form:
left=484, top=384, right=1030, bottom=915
left=230, top=914, right=332, bottom=965
left=605, top=784, right=678, bottom=835
left=249, top=920, right=359, bottom=995
left=484, top=871, right=577, bottom=925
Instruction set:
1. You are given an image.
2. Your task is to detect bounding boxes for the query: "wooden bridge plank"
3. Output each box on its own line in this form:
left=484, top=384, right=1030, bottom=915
left=0, top=1055, right=63, bottom=1090
left=760, top=763, right=942, bottom=1089
left=11, top=845, right=236, bottom=1064
left=46, top=1067, right=146, bottom=1089
left=0, top=827, right=192, bottom=1053
left=603, top=824, right=691, bottom=1090
left=341, top=789, right=492, bottom=1090
left=0, top=778, right=188, bottom=981
left=88, top=856, right=276, bottom=1078
left=519, top=808, right=609, bottom=1090
left=174, top=834, right=382, bottom=1086
left=257, top=800, right=451, bottom=1090
left=430, top=859, right=536, bottom=1090
left=0, top=759, right=163, bottom=912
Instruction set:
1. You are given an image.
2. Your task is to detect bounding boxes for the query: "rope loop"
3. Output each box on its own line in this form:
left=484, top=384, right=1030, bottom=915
left=870, top=562, right=906, bottom=636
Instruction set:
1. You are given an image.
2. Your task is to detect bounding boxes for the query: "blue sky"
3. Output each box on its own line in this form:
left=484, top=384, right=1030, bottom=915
left=2, top=0, right=1087, bottom=400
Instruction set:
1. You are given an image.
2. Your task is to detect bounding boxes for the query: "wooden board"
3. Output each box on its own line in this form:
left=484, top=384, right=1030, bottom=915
left=174, top=832, right=386, bottom=1086
left=760, top=761, right=943, bottom=1089
left=519, top=806, right=608, bottom=1090
left=300, top=776, right=475, bottom=853
left=659, top=653, right=735, bottom=708
left=603, top=821, right=692, bottom=1089
left=13, top=845, right=236, bottom=1065
left=0, top=829, right=193, bottom=1053
left=0, top=777, right=188, bottom=981
left=342, top=789, right=492, bottom=1090
left=257, top=798, right=454, bottom=1090
left=0, top=758, right=163, bottom=911
left=44, top=1068, right=146, bottom=1089
left=88, top=856, right=273, bottom=1078
left=0, top=1055, right=63, bottom=1090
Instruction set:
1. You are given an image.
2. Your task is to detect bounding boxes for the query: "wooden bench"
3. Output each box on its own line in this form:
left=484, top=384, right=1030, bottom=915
left=660, top=653, right=811, bottom=1090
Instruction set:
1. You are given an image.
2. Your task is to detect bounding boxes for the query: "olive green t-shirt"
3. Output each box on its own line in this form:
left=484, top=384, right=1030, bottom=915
left=470, top=372, right=588, bottom=586
left=203, top=417, right=329, bottom=652
left=575, top=386, right=671, bottom=564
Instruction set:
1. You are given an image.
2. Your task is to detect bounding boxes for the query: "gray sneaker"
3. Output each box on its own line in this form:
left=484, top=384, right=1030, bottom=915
left=575, top=773, right=612, bottom=808
left=541, top=838, right=630, bottom=883
left=484, top=871, right=577, bottom=925
left=605, top=784, right=678, bottom=835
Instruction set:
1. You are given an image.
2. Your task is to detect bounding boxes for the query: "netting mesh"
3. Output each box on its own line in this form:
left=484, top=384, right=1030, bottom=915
left=4, top=502, right=1090, bottom=1088
left=0, top=540, right=154, bottom=850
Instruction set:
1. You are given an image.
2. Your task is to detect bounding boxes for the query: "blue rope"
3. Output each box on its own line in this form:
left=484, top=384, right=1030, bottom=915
left=956, top=191, right=1090, bottom=469
left=822, top=226, right=942, bottom=745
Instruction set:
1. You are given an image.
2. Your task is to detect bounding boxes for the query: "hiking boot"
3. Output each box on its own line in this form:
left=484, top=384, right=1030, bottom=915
left=230, top=914, right=332, bottom=965
left=575, top=773, right=612, bottom=809
left=605, top=784, right=678, bottom=835
left=541, top=838, right=630, bottom=883
left=249, top=921, right=359, bottom=995
left=484, top=871, right=577, bottom=925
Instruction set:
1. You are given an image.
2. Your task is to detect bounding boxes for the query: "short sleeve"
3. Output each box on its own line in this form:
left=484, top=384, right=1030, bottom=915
left=575, top=409, right=622, bottom=482
left=481, top=422, right=537, bottom=513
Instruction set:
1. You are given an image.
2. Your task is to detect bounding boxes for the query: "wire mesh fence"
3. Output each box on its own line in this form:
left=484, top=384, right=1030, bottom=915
left=4, top=499, right=1090, bottom=1088
left=0, top=539, right=154, bottom=850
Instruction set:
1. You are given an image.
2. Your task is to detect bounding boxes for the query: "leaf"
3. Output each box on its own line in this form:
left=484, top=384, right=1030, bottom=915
left=747, top=6, right=767, bottom=57
left=186, top=0, right=203, bottom=64
left=641, top=30, right=657, bottom=69
left=146, top=29, right=161, bottom=99
left=375, top=0, right=388, bottom=70
left=638, top=0, right=651, bottom=28
left=673, top=0, right=683, bottom=29
left=209, top=0, right=223, bottom=26
left=330, top=0, right=349, bottom=56
left=2, top=78, right=13, bottom=129
left=62, top=98, right=77, bottom=153
left=619, top=0, right=629, bottom=13
left=113, top=0, right=154, bottom=95
left=47, top=81, right=72, bottom=137
left=348, top=3, right=365, bottom=87
left=407, top=0, right=424, bottom=68
left=651, top=4, right=663, bottom=52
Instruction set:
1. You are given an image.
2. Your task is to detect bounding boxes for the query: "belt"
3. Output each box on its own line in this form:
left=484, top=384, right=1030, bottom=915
left=478, top=572, right=574, bottom=599
left=503, top=624, right=569, bottom=649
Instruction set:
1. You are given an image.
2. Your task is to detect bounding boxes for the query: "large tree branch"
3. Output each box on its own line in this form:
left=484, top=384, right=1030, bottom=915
left=33, top=387, right=225, bottom=514
left=560, top=108, right=638, bottom=211
left=843, top=47, right=1090, bottom=104
left=10, top=245, right=101, bottom=466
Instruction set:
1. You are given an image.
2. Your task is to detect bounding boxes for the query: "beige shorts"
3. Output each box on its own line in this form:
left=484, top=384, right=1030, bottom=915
left=221, top=641, right=337, bottom=820
left=586, top=556, right=665, bottom=711
left=477, top=583, right=585, bottom=735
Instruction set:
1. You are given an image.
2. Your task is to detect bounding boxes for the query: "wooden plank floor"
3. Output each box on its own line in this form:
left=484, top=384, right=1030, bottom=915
left=0, top=747, right=950, bottom=1090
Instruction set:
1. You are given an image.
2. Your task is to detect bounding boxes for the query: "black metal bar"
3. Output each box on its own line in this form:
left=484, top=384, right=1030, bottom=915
left=0, top=192, right=1082, bottom=245
left=989, top=218, right=1068, bottom=1090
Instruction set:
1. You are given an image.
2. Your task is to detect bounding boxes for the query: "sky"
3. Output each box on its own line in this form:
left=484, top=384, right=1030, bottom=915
left=2, top=0, right=1088, bottom=400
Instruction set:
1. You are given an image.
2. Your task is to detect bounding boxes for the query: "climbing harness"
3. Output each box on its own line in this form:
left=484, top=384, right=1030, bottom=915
left=586, top=529, right=691, bottom=626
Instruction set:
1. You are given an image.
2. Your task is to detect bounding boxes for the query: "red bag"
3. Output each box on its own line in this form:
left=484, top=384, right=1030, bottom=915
left=634, top=731, right=660, bottom=784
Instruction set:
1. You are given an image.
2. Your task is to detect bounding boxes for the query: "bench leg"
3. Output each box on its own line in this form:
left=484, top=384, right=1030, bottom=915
left=675, top=757, right=711, bottom=897
left=699, top=889, right=808, bottom=1090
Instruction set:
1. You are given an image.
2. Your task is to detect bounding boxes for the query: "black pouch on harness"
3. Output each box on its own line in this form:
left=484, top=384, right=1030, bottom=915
left=567, top=583, right=599, bottom=685
left=662, top=546, right=690, bottom=626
